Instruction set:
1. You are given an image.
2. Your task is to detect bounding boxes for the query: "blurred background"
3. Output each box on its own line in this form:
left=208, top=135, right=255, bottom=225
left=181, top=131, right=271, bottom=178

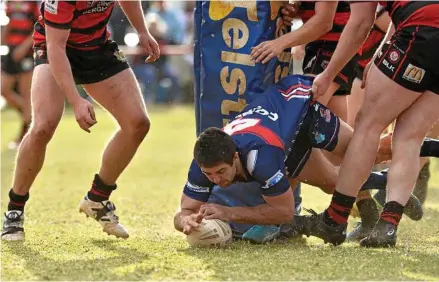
left=0, top=0, right=197, bottom=108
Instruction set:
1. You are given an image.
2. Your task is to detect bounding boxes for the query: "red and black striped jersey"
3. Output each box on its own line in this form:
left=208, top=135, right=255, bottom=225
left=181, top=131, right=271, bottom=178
left=299, top=1, right=350, bottom=42
left=4, top=1, right=40, bottom=47
left=379, top=1, right=439, bottom=29
left=34, top=0, right=115, bottom=50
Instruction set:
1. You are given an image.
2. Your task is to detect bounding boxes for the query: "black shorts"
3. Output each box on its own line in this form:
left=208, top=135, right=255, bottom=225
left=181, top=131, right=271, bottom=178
left=285, top=102, right=340, bottom=178
left=356, top=65, right=365, bottom=81
left=303, top=40, right=359, bottom=96
left=374, top=25, right=439, bottom=94
left=1, top=48, right=34, bottom=75
left=34, top=40, right=129, bottom=85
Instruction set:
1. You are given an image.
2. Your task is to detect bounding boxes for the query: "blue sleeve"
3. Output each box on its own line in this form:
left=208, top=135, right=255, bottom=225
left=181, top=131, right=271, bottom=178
left=183, top=160, right=214, bottom=202
left=248, top=146, right=290, bottom=197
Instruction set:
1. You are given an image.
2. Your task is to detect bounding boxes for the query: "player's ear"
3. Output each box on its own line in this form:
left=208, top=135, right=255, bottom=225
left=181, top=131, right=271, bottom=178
left=233, top=152, right=240, bottom=163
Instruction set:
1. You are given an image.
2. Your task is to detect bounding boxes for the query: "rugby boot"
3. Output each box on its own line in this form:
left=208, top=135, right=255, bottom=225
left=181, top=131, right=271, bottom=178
left=1, top=210, right=25, bottom=241
left=413, top=161, right=430, bottom=205
left=347, top=198, right=379, bottom=242
left=293, top=209, right=347, bottom=246
left=79, top=195, right=129, bottom=239
left=360, top=219, right=397, bottom=248
left=374, top=190, right=423, bottom=221
left=346, top=222, right=373, bottom=242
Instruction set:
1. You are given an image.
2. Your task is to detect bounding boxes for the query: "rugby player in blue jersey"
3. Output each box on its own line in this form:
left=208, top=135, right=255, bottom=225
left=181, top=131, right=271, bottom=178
left=173, top=74, right=439, bottom=243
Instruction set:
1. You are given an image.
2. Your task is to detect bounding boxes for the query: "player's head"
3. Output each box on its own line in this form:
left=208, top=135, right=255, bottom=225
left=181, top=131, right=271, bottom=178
left=194, top=127, right=240, bottom=188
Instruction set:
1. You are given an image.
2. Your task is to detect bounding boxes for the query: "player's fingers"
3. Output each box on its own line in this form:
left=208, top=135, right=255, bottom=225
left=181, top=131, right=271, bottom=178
left=77, top=119, right=91, bottom=133
left=282, top=19, right=293, bottom=26
left=282, top=15, right=294, bottom=23
left=183, top=225, right=192, bottom=235
left=282, top=4, right=297, bottom=16
left=255, top=48, right=272, bottom=63
left=152, top=42, right=160, bottom=58
left=88, top=105, right=97, bottom=123
left=262, top=52, right=276, bottom=64
left=188, top=220, right=199, bottom=228
left=195, top=213, right=204, bottom=223
left=250, top=45, right=262, bottom=58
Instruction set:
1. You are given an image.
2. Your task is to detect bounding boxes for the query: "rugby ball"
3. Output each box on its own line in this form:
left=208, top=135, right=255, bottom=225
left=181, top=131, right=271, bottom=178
left=186, top=219, right=232, bottom=247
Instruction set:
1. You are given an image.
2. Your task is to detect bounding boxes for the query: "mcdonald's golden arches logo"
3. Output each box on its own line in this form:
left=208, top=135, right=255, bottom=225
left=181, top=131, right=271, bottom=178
left=402, top=63, right=425, bottom=84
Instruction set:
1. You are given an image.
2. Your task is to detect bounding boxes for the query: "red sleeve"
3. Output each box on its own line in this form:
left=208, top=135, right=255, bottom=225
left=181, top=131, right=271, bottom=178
left=43, top=0, right=76, bottom=29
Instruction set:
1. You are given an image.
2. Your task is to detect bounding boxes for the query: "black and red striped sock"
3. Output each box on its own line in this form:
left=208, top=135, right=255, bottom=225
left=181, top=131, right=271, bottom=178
left=87, top=174, right=117, bottom=202
left=324, top=191, right=356, bottom=227
left=380, top=201, right=404, bottom=226
left=8, top=189, right=29, bottom=212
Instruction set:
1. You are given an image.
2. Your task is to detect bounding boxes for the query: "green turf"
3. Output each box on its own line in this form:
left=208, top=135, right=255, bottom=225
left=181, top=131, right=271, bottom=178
left=1, top=106, right=438, bottom=281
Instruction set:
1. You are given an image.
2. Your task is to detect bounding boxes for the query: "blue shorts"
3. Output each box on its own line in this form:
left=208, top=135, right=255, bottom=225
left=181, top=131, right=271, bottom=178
left=285, top=102, right=340, bottom=178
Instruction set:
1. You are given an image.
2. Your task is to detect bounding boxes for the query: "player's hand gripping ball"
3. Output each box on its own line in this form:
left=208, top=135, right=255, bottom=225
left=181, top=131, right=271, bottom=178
left=186, top=219, right=232, bottom=247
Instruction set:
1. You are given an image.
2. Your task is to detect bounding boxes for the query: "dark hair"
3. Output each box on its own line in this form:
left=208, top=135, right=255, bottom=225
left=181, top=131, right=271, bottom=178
left=194, top=127, right=236, bottom=167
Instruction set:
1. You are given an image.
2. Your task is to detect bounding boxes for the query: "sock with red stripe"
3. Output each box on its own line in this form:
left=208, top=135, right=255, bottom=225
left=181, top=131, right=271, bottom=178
left=87, top=174, right=117, bottom=202
left=324, top=190, right=356, bottom=227
left=380, top=201, right=404, bottom=226
left=8, top=189, right=29, bottom=212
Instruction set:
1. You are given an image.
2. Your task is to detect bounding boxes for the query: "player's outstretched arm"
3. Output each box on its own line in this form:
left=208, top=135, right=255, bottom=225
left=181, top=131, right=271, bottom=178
left=200, top=190, right=295, bottom=225
left=174, top=194, right=205, bottom=235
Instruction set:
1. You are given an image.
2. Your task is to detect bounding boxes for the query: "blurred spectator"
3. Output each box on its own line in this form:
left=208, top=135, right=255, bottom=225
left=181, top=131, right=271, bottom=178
left=131, top=1, right=186, bottom=104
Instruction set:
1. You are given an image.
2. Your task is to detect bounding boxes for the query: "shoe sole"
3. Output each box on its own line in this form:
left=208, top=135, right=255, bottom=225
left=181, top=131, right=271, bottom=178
left=1, top=231, right=25, bottom=241
left=79, top=208, right=129, bottom=239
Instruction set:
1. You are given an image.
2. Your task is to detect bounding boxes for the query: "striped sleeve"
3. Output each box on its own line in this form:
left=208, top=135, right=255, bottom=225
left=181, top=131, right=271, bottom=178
left=43, top=0, right=76, bottom=29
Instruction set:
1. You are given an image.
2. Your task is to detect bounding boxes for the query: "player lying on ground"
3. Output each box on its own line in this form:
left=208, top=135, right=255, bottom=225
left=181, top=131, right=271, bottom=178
left=173, top=74, right=439, bottom=242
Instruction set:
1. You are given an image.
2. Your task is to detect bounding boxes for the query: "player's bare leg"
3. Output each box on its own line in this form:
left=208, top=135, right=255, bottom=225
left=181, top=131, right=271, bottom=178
left=11, top=71, right=33, bottom=147
left=2, top=65, right=65, bottom=241
left=79, top=68, right=150, bottom=239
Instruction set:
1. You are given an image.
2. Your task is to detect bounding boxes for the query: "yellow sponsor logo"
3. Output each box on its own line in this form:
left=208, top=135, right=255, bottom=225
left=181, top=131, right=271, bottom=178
left=402, top=63, right=425, bottom=84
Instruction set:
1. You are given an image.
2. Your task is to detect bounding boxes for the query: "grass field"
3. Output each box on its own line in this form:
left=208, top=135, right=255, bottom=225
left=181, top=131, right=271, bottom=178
left=1, top=106, right=439, bottom=281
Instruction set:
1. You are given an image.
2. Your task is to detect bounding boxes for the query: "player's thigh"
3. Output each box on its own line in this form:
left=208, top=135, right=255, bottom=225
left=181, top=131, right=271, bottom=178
left=392, top=90, right=439, bottom=144
left=83, top=68, right=149, bottom=130
left=327, top=95, right=347, bottom=122
left=30, top=65, right=65, bottom=129
left=356, top=64, right=421, bottom=132
left=297, top=149, right=337, bottom=194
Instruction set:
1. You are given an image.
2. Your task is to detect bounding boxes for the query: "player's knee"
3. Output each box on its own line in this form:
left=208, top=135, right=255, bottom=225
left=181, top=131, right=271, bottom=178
left=29, top=122, right=57, bottom=144
left=355, top=109, right=386, bottom=134
left=126, top=114, right=150, bottom=140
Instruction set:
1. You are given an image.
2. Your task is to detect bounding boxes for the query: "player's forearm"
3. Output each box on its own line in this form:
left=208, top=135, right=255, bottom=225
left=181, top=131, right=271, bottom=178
left=118, top=0, right=148, bottom=35
left=323, top=16, right=374, bottom=80
left=229, top=204, right=293, bottom=225
left=281, top=15, right=332, bottom=48
left=20, top=36, right=34, bottom=50
left=46, top=44, right=80, bottom=105
left=173, top=209, right=193, bottom=232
